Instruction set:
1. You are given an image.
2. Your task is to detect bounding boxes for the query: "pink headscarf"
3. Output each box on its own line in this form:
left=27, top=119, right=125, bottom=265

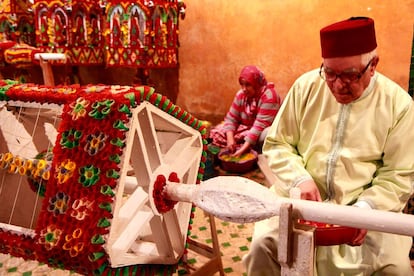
left=238, top=65, right=267, bottom=92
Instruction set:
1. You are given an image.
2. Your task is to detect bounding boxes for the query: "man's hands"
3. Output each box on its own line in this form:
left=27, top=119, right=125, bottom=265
left=347, top=228, right=367, bottom=246
left=296, top=180, right=367, bottom=246
left=297, top=180, right=322, bottom=201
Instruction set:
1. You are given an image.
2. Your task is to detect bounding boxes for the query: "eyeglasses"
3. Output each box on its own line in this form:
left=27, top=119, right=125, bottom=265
left=319, top=58, right=374, bottom=83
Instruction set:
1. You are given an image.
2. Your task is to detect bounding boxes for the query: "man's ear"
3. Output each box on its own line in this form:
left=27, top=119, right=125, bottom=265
left=369, top=56, right=379, bottom=75
left=372, top=56, right=379, bottom=68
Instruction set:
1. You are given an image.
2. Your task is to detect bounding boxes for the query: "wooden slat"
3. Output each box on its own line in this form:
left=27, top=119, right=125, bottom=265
left=110, top=249, right=179, bottom=267
left=0, top=222, right=35, bottom=237
left=111, top=210, right=153, bottom=256
left=39, top=58, right=56, bottom=86
left=118, top=186, right=148, bottom=220
left=278, top=203, right=293, bottom=265
left=163, top=210, right=185, bottom=255
left=136, top=105, right=162, bottom=170
left=149, top=215, right=175, bottom=259
left=162, top=136, right=196, bottom=164
left=108, top=102, right=203, bottom=267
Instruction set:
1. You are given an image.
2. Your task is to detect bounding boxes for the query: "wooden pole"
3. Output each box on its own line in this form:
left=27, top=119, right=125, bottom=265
left=35, top=53, right=66, bottom=86
left=163, top=176, right=414, bottom=237
left=39, top=57, right=55, bottom=86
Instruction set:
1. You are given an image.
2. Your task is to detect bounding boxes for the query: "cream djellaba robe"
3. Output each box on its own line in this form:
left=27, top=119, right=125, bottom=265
left=246, top=69, right=414, bottom=275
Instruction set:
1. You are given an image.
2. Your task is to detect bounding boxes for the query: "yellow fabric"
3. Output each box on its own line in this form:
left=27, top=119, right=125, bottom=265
left=264, top=70, right=414, bottom=211
left=245, top=188, right=414, bottom=275
left=245, top=70, right=414, bottom=275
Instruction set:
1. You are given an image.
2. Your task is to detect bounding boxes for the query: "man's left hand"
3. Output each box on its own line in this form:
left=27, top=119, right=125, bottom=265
left=347, top=228, right=367, bottom=246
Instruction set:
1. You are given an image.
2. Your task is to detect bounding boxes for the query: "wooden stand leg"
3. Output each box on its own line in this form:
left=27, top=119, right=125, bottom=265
left=184, top=212, right=224, bottom=275
left=278, top=203, right=315, bottom=276
left=39, top=57, right=55, bottom=86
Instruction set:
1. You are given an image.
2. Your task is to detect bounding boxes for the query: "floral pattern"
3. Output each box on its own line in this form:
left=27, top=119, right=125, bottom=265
left=38, top=224, right=63, bottom=251
left=0, top=80, right=207, bottom=275
left=88, top=99, right=114, bottom=119
left=84, top=132, right=108, bottom=155
left=55, top=159, right=76, bottom=185
left=69, top=97, right=90, bottom=120
left=79, top=165, right=101, bottom=187
left=47, top=192, right=70, bottom=216
left=60, top=128, right=83, bottom=149
left=62, top=228, right=85, bottom=257
left=71, top=198, right=94, bottom=221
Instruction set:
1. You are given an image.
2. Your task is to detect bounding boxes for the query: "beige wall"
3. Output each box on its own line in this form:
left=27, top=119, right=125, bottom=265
left=177, top=0, right=414, bottom=124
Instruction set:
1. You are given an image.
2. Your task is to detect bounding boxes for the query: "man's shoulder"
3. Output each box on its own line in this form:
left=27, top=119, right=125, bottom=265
left=289, top=68, right=326, bottom=96
left=375, top=72, right=411, bottom=99
left=296, top=68, right=321, bottom=82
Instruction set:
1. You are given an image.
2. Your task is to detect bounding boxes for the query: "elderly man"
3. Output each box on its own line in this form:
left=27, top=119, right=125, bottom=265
left=243, top=17, right=414, bottom=275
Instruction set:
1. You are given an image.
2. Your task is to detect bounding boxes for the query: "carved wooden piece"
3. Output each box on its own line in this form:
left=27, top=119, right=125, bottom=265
left=36, top=54, right=66, bottom=86
left=163, top=176, right=414, bottom=237
left=278, top=203, right=293, bottom=266
left=105, top=102, right=203, bottom=267
left=278, top=203, right=314, bottom=276
left=0, top=99, right=203, bottom=268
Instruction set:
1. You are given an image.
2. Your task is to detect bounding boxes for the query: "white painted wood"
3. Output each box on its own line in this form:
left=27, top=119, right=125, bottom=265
left=279, top=203, right=315, bottom=275
left=0, top=222, right=35, bottom=237
left=149, top=215, right=176, bottom=260
left=281, top=227, right=314, bottom=275
left=123, top=175, right=139, bottom=191
left=34, top=53, right=66, bottom=61
left=43, top=122, right=58, bottom=146
left=4, top=101, right=62, bottom=110
left=162, top=136, right=195, bottom=163
left=129, top=126, right=152, bottom=188
left=111, top=250, right=179, bottom=267
left=107, top=101, right=203, bottom=266
left=118, top=186, right=148, bottom=220
left=164, top=176, right=414, bottom=236
left=136, top=109, right=162, bottom=176
left=165, top=146, right=200, bottom=175
left=130, top=240, right=159, bottom=256
left=157, top=132, right=182, bottom=153
left=111, top=210, right=153, bottom=262
left=0, top=98, right=204, bottom=268
left=278, top=203, right=293, bottom=265
left=0, top=107, right=39, bottom=157
left=165, top=181, right=198, bottom=203
left=163, top=209, right=186, bottom=255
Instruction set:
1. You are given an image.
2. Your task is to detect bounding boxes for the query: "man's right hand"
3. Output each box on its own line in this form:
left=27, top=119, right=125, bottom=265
left=297, top=180, right=322, bottom=202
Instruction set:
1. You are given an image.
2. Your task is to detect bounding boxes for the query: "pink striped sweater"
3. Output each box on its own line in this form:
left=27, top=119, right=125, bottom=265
left=222, top=82, right=281, bottom=145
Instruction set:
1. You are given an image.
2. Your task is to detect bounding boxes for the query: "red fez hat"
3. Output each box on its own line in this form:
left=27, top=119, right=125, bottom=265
left=320, top=17, right=377, bottom=58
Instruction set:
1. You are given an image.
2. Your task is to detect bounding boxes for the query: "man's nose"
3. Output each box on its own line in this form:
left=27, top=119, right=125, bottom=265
left=332, top=77, right=347, bottom=88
